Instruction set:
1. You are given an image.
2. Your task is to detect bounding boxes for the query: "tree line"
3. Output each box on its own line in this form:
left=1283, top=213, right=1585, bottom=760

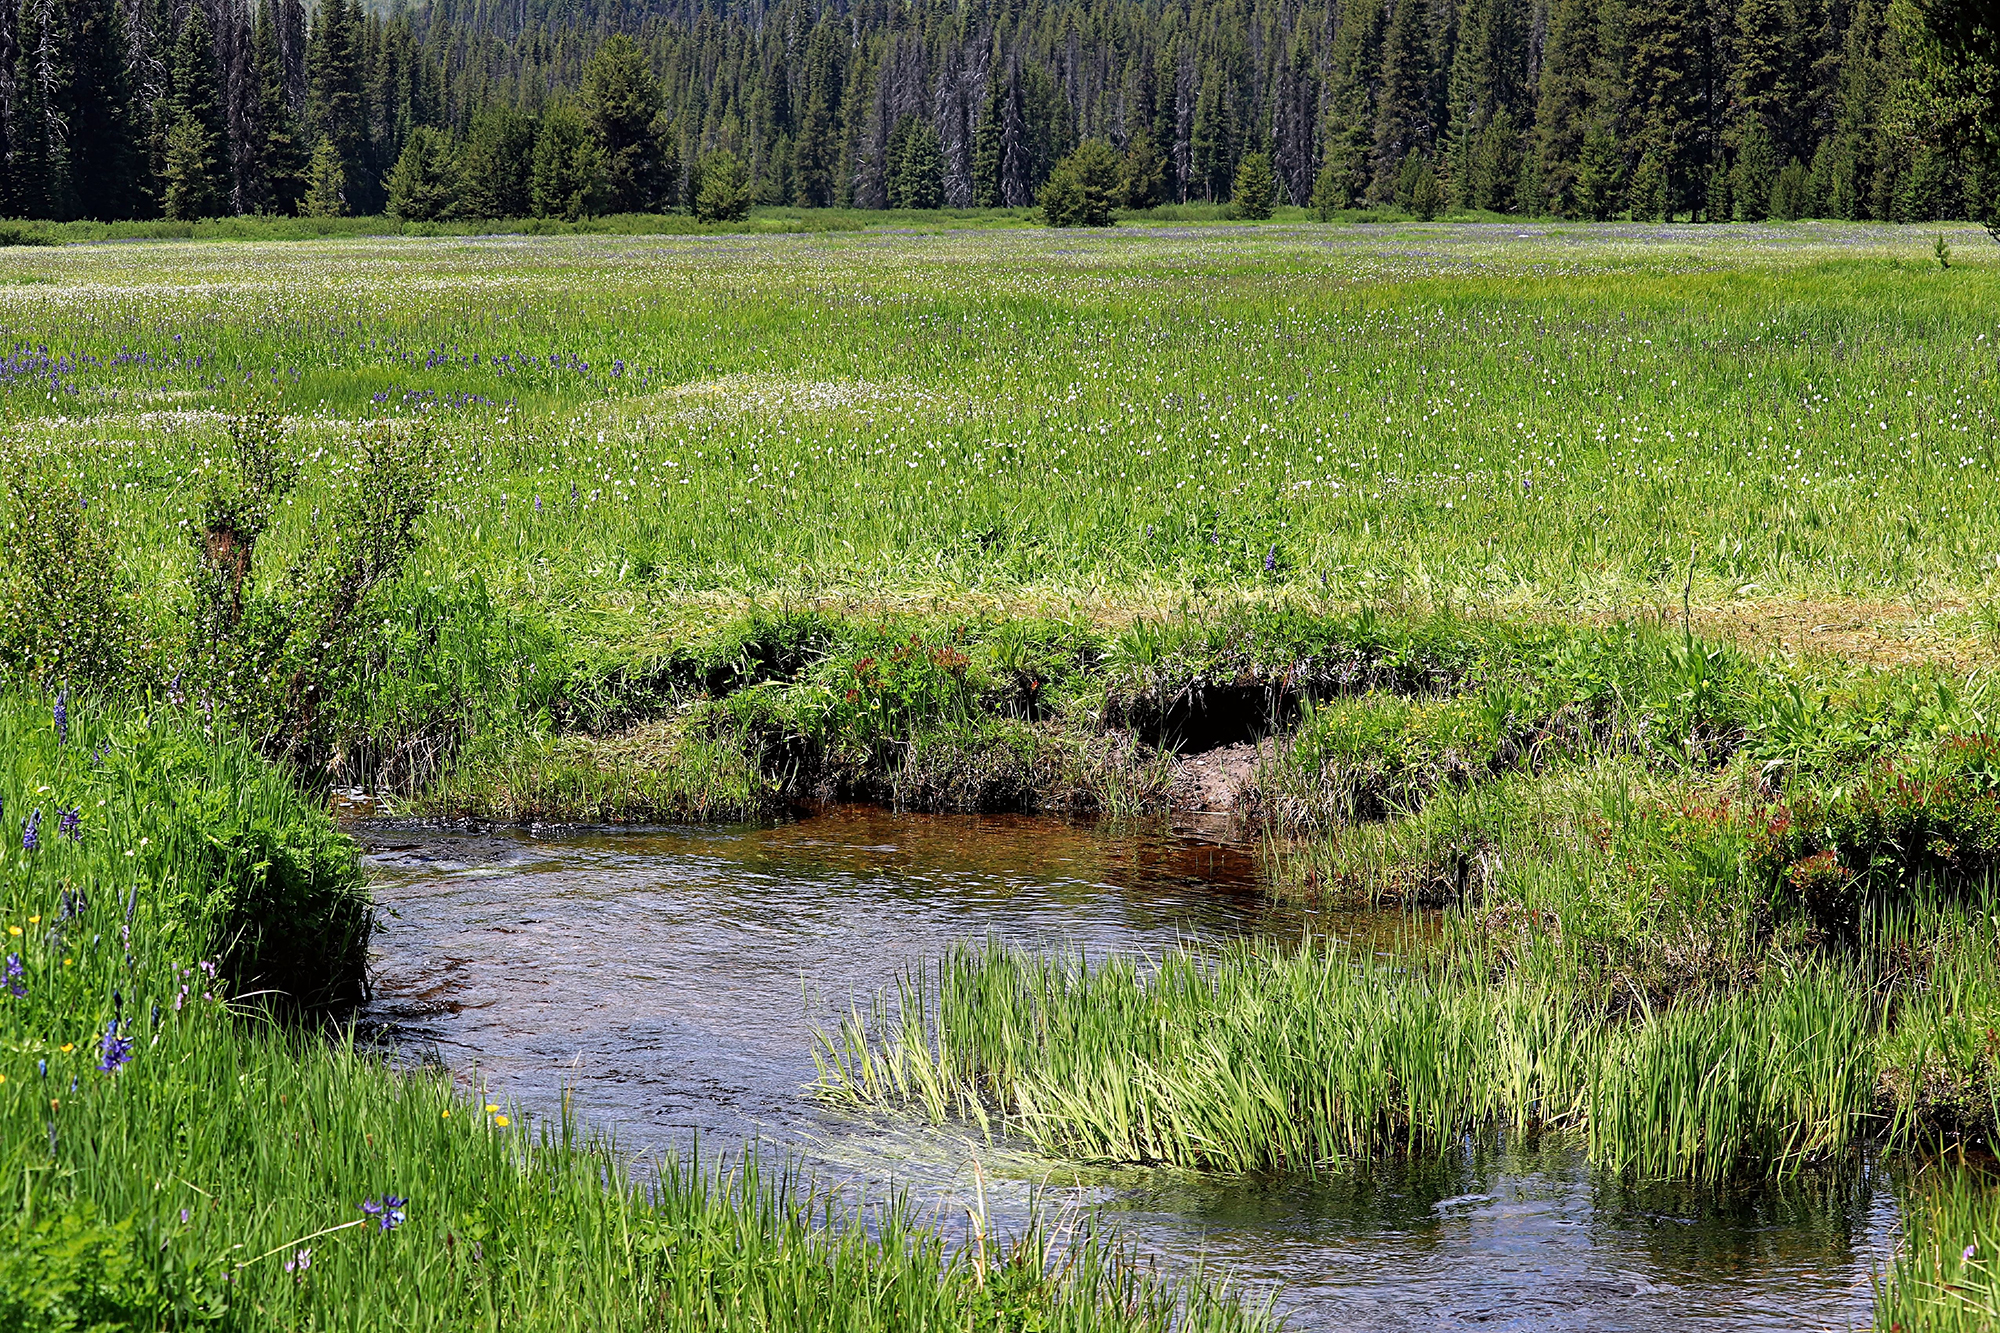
left=0, top=0, right=1992, bottom=224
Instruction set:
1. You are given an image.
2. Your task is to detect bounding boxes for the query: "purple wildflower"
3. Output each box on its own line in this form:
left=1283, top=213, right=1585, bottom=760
left=97, top=1018, right=131, bottom=1074
left=1967, top=1243, right=1979, bottom=1262
left=533, top=493, right=541, bottom=513
left=53, top=690, right=66, bottom=744
left=57, top=809, right=79, bottom=843
left=360, top=1196, right=407, bottom=1231
left=22, top=808, right=40, bottom=852
left=4, top=954, right=22, bottom=998
left=179, top=1208, right=189, bottom=1224
left=1264, top=545, right=1278, bottom=573
left=284, top=1247, right=311, bottom=1273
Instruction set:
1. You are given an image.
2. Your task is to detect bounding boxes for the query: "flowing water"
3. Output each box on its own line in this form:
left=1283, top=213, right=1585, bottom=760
left=358, top=807, right=1893, bottom=1331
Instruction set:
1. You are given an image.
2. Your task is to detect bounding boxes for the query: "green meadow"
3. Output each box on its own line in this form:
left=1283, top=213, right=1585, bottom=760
left=4, top=216, right=2000, bottom=1327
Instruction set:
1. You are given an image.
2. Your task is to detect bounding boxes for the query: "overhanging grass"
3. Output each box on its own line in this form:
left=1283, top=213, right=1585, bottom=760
left=0, top=690, right=1268, bottom=1330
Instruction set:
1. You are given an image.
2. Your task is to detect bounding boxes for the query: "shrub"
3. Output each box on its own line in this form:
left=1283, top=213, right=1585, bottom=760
left=0, top=451, right=145, bottom=692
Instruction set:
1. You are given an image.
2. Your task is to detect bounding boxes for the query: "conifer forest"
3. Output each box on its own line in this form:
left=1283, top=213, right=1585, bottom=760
left=1, top=0, right=1996, bottom=223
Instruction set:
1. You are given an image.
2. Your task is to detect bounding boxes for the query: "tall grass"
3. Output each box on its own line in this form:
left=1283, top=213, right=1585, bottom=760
left=0, top=689, right=1268, bottom=1331
left=816, top=935, right=1880, bottom=1183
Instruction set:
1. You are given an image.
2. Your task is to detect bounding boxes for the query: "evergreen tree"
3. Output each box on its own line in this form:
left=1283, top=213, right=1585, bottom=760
left=301, top=136, right=345, bottom=216
left=972, top=59, right=1005, bottom=207
left=1309, top=164, right=1344, bottom=219
left=1322, top=0, right=1387, bottom=210
left=247, top=0, right=304, bottom=214
left=163, top=1, right=228, bottom=219
left=305, top=0, right=363, bottom=200
left=386, top=124, right=456, bottom=219
left=1626, top=0, right=1707, bottom=218
left=1408, top=153, right=1442, bottom=217
left=1189, top=65, right=1232, bottom=200
left=1370, top=0, right=1440, bottom=204
left=530, top=101, right=604, bottom=220
left=582, top=34, right=663, bottom=212
left=1119, top=128, right=1166, bottom=208
left=890, top=116, right=944, bottom=209
left=692, top=148, right=752, bottom=221
left=1468, top=105, right=1521, bottom=210
left=457, top=109, right=535, bottom=219
left=68, top=0, right=139, bottom=220
left=1573, top=114, right=1624, bottom=218
left=792, top=20, right=844, bottom=206
left=1770, top=157, right=1810, bottom=218
left=1231, top=147, right=1277, bottom=217
left=1535, top=0, right=1598, bottom=215
left=1733, top=113, right=1776, bottom=219
left=1628, top=145, right=1667, bottom=218
left=1040, top=138, right=1118, bottom=225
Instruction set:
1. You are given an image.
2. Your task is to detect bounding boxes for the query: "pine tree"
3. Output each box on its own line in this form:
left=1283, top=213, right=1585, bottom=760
left=1628, top=145, right=1667, bottom=219
left=1231, top=147, right=1277, bottom=218
left=300, top=136, right=345, bottom=216
left=1732, top=114, right=1776, bottom=219
left=1039, top=138, right=1119, bottom=226
left=69, top=0, right=139, bottom=219
left=305, top=0, right=363, bottom=197
left=1118, top=128, right=1166, bottom=208
left=693, top=149, right=752, bottom=222
left=1321, top=0, right=1387, bottom=211
left=163, top=1, right=228, bottom=219
left=1189, top=65, right=1231, bottom=201
left=1468, top=105, right=1520, bottom=210
left=1370, top=0, right=1440, bottom=204
left=386, top=124, right=456, bottom=220
left=1535, top=0, right=1598, bottom=215
left=972, top=59, right=1005, bottom=208
left=530, top=101, right=605, bottom=220
left=892, top=118, right=944, bottom=209
left=1625, top=0, right=1707, bottom=218
left=792, top=20, right=843, bottom=206
left=247, top=0, right=304, bottom=214
left=457, top=109, right=535, bottom=219
left=1573, top=115, right=1623, bottom=218
left=583, top=35, right=663, bottom=213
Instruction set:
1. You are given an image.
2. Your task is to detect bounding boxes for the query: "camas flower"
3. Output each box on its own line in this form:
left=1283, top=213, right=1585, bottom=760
left=53, top=690, right=66, bottom=745
left=57, top=810, right=80, bottom=843
left=98, top=1019, right=131, bottom=1074
left=22, top=809, right=40, bottom=852
left=4, top=954, right=22, bottom=998
left=360, top=1196, right=408, bottom=1231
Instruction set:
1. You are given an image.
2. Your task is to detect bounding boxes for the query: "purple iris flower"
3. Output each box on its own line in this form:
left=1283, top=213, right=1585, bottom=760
left=98, top=1019, right=131, bottom=1074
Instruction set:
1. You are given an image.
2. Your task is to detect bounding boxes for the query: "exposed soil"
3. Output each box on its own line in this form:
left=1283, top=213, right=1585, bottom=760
left=1171, top=739, right=1277, bottom=814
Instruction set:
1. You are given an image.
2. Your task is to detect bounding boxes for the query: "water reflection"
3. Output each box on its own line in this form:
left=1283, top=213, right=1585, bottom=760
left=359, top=807, right=1891, bottom=1331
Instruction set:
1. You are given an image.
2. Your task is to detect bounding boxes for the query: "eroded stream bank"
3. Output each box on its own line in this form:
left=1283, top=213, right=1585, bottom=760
left=358, top=808, right=1894, bottom=1332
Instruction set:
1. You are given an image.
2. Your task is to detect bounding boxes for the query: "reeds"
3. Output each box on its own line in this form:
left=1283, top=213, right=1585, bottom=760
left=818, top=935, right=1881, bottom=1184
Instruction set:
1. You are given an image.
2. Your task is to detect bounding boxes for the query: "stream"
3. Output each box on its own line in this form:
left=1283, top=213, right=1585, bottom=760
left=358, top=807, right=1893, bottom=1331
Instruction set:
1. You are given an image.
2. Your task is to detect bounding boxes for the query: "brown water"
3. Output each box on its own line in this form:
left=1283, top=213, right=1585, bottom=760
left=359, top=807, right=1892, bottom=1332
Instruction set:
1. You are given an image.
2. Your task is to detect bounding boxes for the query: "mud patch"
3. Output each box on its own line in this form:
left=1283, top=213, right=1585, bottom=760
left=1172, top=739, right=1278, bottom=814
